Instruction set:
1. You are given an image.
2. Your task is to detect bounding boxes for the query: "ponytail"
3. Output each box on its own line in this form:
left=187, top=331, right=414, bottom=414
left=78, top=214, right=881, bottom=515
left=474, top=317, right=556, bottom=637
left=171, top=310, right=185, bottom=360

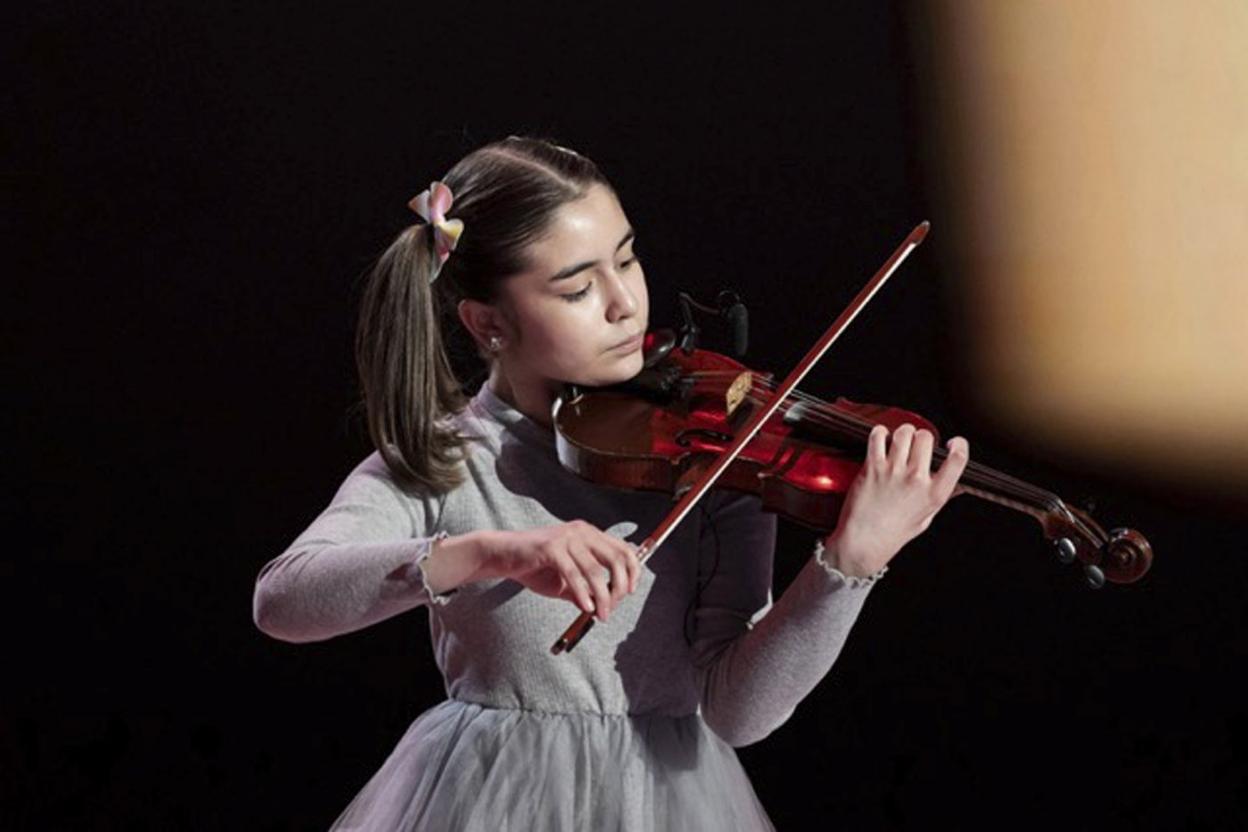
left=355, top=224, right=468, bottom=494
left=352, top=135, right=614, bottom=493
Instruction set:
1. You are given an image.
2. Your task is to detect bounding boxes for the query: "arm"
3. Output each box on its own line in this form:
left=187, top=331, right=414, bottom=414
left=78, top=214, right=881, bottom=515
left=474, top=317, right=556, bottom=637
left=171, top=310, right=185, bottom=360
left=691, top=492, right=882, bottom=748
left=252, top=455, right=486, bottom=644
left=693, top=424, right=969, bottom=747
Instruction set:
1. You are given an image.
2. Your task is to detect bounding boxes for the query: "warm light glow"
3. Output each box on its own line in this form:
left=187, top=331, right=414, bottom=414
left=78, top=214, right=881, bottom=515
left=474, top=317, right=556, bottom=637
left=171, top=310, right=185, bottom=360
left=925, top=0, right=1248, bottom=489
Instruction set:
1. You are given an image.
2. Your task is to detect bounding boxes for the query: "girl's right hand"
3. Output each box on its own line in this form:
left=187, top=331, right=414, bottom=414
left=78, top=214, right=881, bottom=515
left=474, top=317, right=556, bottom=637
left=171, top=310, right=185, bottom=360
left=489, top=521, right=641, bottom=621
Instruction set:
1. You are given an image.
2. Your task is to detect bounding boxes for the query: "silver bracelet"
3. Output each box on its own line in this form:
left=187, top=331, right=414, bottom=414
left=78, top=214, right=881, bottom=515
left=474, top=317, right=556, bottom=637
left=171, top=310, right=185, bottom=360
left=813, top=538, right=888, bottom=588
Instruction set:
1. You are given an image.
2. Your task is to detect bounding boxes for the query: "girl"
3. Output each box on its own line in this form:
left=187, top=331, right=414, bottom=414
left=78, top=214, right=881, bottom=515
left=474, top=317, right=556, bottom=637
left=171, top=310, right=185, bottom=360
left=253, top=135, right=969, bottom=830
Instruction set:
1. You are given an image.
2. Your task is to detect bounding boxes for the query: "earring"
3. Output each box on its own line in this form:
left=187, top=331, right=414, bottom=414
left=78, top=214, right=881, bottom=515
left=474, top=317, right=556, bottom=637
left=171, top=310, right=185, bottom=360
left=488, top=335, right=502, bottom=352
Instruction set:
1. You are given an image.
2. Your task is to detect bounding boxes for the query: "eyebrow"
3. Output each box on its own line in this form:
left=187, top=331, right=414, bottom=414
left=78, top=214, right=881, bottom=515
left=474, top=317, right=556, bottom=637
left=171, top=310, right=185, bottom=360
left=548, top=229, right=636, bottom=282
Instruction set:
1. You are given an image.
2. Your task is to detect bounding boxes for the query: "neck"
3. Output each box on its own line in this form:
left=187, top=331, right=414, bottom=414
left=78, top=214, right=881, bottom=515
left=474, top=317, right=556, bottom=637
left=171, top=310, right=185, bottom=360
left=487, top=365, right=561, bottom=429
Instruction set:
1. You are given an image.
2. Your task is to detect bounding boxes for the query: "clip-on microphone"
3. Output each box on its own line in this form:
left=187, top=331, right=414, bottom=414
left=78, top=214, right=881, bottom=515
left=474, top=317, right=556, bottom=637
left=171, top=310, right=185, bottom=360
left=676, top=290, right=749, bottom=357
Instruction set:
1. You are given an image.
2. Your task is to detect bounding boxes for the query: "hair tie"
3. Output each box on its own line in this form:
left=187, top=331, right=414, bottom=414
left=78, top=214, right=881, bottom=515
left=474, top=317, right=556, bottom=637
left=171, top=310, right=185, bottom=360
left=407, top=181, right=464, bottom=282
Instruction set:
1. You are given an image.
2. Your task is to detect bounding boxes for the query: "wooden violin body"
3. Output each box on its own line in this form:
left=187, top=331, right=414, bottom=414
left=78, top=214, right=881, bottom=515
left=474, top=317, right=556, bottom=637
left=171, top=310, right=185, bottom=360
left=553, top=331, right=1153, bottom=587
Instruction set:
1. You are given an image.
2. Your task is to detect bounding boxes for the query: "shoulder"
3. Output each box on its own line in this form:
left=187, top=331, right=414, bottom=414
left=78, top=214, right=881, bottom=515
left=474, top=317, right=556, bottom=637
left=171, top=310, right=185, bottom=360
left=357, top=406, right=494, bottom=504
left=342, top=451, right=421, bottom=505
left=337, top=451, right=447, bottom=534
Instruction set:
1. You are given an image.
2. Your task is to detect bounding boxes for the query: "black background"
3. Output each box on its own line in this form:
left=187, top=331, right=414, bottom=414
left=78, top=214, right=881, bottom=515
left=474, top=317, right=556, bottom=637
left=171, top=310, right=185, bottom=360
left=7, top=3, right=1245, bottom=829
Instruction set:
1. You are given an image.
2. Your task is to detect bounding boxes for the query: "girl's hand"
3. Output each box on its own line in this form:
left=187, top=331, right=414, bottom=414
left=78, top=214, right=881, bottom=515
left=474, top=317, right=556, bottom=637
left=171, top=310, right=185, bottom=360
left=823, top=423, right=970, bottom=577
left=489, top=521, right=641, bottom=621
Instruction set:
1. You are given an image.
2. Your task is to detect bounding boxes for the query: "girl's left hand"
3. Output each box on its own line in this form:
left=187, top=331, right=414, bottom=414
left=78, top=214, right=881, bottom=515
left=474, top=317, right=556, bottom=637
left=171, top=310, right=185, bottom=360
left=823, top=423, right=970, bottom=577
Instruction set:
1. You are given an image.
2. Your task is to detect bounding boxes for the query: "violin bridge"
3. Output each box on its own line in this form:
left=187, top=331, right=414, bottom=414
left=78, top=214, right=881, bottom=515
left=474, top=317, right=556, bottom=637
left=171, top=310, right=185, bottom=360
left=670, top=371, right=752, bottom=501
left=725, top=372, right=753, bottom=416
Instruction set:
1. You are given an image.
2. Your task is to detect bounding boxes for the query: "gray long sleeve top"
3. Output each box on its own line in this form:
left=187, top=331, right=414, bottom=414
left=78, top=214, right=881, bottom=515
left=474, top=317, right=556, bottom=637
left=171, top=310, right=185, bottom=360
left=253, top=383, right=883, bottom=747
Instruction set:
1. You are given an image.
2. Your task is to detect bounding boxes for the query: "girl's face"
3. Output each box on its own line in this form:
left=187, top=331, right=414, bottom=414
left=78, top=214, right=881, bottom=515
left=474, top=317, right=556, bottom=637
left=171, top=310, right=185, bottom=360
left=491, top=183, right=649, bottom=391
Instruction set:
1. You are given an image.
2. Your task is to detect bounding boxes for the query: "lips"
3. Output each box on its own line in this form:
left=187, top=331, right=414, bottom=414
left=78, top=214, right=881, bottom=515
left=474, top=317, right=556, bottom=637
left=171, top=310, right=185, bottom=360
left=608, top=333, right=644, bottom=351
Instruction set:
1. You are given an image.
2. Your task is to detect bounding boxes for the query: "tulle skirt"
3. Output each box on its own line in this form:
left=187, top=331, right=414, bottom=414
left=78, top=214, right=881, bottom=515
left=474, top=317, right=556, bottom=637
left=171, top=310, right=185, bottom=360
left=328, top=698, right=775, bottom=831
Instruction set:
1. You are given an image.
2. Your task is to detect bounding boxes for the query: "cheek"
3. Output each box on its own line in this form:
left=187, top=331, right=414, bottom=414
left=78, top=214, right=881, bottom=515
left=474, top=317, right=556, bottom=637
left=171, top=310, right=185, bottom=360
left=513, top=303, right=593, bottom=360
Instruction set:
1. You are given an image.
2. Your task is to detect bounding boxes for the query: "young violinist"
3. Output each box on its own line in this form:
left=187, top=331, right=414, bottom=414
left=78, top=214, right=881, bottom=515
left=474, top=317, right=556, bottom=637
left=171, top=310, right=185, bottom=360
left=252, top=135, right=970, bottom=830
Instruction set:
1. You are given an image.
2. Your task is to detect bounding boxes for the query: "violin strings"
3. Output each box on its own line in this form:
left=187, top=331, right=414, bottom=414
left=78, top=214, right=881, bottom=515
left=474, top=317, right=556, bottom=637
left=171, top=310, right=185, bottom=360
left=681, top=369, right=1063, bottom=512
left=679, top=370, right=1104, bottom=545
left=781, top=393, right=1062, bottom=510
left=752, top=383, right=1060, bottom=509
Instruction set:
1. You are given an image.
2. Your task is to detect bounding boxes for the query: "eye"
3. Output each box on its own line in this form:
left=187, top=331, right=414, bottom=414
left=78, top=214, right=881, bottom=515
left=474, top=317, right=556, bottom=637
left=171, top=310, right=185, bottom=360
left=619, top=255, right=640, bottom=269
left=560, top=282, right=593, bottom=303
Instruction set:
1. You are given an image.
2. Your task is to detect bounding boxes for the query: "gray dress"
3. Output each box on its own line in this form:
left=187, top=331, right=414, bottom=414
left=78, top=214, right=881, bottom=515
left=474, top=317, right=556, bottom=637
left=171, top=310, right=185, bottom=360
left=253, top=383, right=884, bottom=831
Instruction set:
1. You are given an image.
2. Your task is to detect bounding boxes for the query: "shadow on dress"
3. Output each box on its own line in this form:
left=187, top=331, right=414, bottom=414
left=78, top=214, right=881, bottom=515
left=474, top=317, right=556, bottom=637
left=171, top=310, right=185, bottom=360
left=491, top=433, right=711, bottom=773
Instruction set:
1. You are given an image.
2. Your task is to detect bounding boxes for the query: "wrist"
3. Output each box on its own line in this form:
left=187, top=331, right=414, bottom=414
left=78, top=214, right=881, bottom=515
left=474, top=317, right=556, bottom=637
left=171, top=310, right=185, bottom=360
left=819, top=531, right=882, bottom=579
left=467, top=529, right=508, bottom=580
left=421, top=530, right=498, bottom=594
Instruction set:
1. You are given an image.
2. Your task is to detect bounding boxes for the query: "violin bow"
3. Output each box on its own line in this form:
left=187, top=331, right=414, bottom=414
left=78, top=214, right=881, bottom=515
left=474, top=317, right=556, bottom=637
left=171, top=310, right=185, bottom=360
left=551, top=220, right=932, bottom=655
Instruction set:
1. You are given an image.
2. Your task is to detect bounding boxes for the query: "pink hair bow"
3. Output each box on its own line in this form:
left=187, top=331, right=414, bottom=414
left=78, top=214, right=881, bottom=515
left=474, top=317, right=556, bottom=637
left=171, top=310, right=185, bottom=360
left=408, top=181, right=464, bottom=281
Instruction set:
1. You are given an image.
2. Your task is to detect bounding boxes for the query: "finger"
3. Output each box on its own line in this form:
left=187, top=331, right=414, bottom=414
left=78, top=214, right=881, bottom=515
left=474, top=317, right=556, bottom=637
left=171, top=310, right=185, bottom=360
left=598, top=530, right=638, bottom=595
left=610, top=554, right=629, bottom=605
left=910, top=429, right=935, bottom=477
left=867, top=424, right=888, bottom=470
left=614, top=541, right=639, bottom=594
left=569, top=544, right=613, bottom=620
left=558, top=558, right=596, bottom=615
left=889, top=424, right=916, bottom=473
left=931, top=437, right=970, bottom=506
left=625, top=543, right=641, bottom=593
left=607, top=534, right=640, bottom=594
left=609, top=533, right=638, bottom=591
left=591, top=538, right=630, bottom=606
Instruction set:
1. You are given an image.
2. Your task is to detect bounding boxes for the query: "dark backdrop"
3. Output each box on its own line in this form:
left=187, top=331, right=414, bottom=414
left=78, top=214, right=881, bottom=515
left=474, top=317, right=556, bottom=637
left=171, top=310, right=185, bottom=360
left=7, top=3, right=1245, bottom=830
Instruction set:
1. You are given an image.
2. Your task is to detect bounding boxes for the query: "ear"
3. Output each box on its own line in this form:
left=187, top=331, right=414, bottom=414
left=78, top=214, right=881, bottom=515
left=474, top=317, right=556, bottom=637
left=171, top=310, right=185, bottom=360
left=457, top=298, right=509, bottom=351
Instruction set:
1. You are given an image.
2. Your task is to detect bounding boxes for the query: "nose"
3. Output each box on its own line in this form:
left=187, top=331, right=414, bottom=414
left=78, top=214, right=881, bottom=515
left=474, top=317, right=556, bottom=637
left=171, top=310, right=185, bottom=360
left=604, top=269, right=640, bottom=323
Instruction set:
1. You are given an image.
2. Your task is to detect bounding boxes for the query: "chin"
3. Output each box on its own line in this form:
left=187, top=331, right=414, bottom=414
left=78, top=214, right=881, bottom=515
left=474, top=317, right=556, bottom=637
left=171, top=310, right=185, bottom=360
left=574, top=351, right=645, bottom=388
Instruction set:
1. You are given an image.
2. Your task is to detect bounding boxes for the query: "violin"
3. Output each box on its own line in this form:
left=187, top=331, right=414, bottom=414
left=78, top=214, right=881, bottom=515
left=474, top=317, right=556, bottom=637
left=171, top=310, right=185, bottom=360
left=554, top=333, right=1153, bottom=589
left=549, top=222, right=1152, bottom=655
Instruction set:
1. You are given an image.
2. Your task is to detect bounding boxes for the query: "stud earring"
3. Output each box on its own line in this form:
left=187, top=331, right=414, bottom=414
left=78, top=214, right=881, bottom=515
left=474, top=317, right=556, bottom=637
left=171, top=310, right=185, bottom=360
left=488, top=335, right=502, bottom=351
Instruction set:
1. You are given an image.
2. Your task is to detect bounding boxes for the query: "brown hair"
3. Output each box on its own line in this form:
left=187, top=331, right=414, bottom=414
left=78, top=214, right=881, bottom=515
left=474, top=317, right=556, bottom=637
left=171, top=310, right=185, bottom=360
left=353, top=136, right=613, bottom=493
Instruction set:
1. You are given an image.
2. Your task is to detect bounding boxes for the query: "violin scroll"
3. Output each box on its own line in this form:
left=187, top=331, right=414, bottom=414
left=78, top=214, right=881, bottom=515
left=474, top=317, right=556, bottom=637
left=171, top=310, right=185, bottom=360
left=1044, top=505, right=1153, bottom=587
left=1103, top=526, right=1153, bottom=583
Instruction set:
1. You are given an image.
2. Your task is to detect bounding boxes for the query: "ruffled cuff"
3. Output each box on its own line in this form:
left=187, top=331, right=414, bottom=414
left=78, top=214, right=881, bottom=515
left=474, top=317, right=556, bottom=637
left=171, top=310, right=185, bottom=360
left=813, top=538, right=888, bottom=589
left=411, top=531, right=456, bottom=607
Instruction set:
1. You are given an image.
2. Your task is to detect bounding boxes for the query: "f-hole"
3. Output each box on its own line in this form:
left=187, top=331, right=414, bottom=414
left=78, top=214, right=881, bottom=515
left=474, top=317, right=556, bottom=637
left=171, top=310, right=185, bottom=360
left=675, top=428, right=735, bottom=448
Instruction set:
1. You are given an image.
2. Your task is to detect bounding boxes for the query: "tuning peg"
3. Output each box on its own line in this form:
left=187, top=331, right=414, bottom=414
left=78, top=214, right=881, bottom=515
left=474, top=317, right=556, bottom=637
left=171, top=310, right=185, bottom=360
left=1054, top=538, right=1077, bottom=565
left=1084, top=564, right=1106, bottom=589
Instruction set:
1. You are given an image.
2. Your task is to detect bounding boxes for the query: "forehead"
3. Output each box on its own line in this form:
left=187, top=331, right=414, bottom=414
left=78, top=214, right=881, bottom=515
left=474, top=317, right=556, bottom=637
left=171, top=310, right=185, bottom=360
left=523, top=184, right=631, bottom=266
